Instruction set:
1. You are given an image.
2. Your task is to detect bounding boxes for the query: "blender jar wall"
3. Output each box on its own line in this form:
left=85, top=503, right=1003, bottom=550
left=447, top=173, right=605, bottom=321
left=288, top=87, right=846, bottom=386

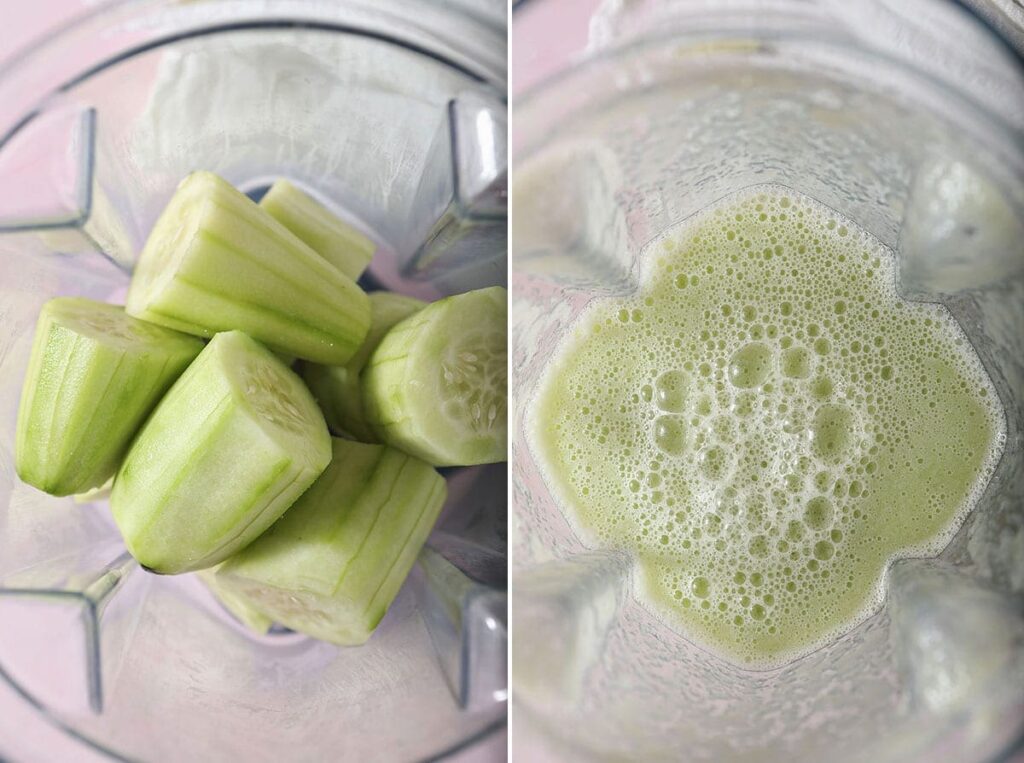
left=0, top=3, right=507, bottom=761
left=510, top=5, right=1024, bottom=761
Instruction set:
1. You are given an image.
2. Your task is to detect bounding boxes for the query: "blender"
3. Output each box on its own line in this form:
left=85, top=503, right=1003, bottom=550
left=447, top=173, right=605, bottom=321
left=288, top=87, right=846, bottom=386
left=0, top=1, right=507, bottom=760
left=510, top=0, right=1024, bottom=760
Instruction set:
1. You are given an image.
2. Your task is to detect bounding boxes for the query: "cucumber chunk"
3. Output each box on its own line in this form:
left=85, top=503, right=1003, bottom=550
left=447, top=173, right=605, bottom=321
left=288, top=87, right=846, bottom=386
left=303, top=291, right=426, bottom=442
left=15, top=297, right=203, bottom=496
left=111, top=331, right=331, bottom=573
left=362, top=286, right=507, bottom=466
left=126, top=171, right=370, bottom=365
left=216, top=438, right=447, bottom=645
left=259, top=179, right=375, bottom=281
left=197, top=565, right=273, bottom=635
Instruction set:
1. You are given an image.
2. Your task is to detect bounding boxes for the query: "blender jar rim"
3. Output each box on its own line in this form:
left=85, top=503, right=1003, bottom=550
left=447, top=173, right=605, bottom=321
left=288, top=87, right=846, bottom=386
left=512, top=5, right=1024, bottom=164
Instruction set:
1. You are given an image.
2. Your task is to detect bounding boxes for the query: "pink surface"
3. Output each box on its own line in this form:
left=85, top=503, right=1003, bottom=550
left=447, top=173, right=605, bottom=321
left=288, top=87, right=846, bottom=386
left=0, top=0, right=98, bottom=66
left=512, top=0, right=601, bottom=94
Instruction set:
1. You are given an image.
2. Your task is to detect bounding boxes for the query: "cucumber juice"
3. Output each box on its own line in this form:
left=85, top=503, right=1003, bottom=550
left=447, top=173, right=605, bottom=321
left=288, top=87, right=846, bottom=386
left=529, top=187, right=1005, bottom=667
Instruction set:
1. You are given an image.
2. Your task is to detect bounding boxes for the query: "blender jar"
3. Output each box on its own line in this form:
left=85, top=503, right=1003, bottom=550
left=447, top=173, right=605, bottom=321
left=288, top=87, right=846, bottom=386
left=0, top=1, right=507, bottom=760
left=510, top=1, right=1024, bottom=761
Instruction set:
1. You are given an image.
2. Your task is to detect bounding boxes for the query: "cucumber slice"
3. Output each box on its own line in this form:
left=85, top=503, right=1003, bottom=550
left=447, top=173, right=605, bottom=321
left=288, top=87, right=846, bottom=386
left=216, top=438, right=447, bottom=645
left=362, top=286, right=507, bottom=466
left=111, top=330, right=331, bottom=574
left=303, top=291, right=426, bottom=442
left=197, top=565, right=273, bottom=635
left=259, top=179, right=375, bottom=281
left=15, top=297, right=203, bottom=497
left=126, top=171, right=370, bottom=365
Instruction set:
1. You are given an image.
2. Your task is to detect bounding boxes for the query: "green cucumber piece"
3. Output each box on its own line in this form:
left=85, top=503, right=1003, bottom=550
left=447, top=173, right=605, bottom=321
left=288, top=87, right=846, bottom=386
left=197, top=565, right=273, bottom=634
left=15, top=297, right=203, bottom=496
left=216, top=438, right=447, bottom=645
left=259, top=179, right=375, bottom=281
left=362, top=286, right=507, bottom=466
left=126, top=171, right=370, bottom=365
left=111, top=330, right=331, bottom=573
left=303, top=291, right=426, bottom=442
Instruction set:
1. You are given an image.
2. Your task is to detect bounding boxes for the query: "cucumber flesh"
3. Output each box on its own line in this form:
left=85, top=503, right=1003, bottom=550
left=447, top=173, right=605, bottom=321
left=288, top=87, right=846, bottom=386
left=111, top=330, right=331, bottom=573
left=362, top=286, right=507, bottom=466
left=216, top=438, right=447, bottom=645
left=126, top=171, right=370, bottom=365
left=15, top=297, right=203, bottom=496
left=303, top=291, right=426, bottom=442
left=259, top=179, right=375, bottom=281
left=196, top=565, right=273, bottom=634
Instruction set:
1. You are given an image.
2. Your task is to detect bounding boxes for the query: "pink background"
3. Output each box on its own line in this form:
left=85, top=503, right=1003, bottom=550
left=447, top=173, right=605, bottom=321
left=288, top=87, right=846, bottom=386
left=0, top=0, right=100, bottom=68
left=511, top=0, right=601, bottom=94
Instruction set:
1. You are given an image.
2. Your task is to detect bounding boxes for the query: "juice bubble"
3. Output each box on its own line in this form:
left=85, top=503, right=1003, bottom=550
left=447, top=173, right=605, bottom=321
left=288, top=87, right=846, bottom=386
left=654, top=415, right=688, bottom=456
left=732, top=392, right=757, bottom=417
left=728, top=342, right=772, bottom=388
left=811, top=404, right=854, bottom=462
left=703, top=513, right=723, bottom=536
left=782, top=346, right=812, bottom=379
left=786, top=520, right=806, bottom=541
left=699, top=446, right=729, bottom=481
left=813, top=540, right=835, bottom=560
left=810, top=375, right=834, bottom=400
left=804, top=496, right=834, bottom=530
left=655, top=370, right=689, bottom=412
left=749, top=535, right=770, bottom=558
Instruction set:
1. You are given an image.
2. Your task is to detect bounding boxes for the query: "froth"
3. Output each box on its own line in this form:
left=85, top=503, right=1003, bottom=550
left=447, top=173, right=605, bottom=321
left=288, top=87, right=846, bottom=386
left=530, top=186, right=1005, bottom=668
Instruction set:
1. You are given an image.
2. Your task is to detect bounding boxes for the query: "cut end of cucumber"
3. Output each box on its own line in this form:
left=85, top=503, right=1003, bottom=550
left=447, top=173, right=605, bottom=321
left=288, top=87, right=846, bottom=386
left=240, top=357, right=313, bottom=434
left=439, top=327, right=506, bottom=438
left=127, top=173, right=214, bottom=314
left=46, top=297, right=203, bottom=352
left=219, top=331, right=331, bottom=469
left=364, top=286, right=507, bottom=466
left=197, top=566, right=274, bottom=635
left=215, top=578, right=376, bottom=645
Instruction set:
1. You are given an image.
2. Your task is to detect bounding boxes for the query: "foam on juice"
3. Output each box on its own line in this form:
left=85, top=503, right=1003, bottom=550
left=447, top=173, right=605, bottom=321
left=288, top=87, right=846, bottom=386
left=529, top=186, right=1005, bottom=668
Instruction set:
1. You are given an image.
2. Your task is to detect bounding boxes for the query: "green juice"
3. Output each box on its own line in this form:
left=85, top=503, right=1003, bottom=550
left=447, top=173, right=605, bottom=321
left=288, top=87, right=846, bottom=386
left=529, top=187, right=1005, bottom=668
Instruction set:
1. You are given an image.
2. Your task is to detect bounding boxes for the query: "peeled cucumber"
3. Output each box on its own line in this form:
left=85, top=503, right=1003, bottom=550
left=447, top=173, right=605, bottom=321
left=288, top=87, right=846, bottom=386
left=15, top=297, right=203, bottom=496
left=259, top=179, right=375, bottom=281
left=197, top=565, right=273, bottom=635
left=362, top=286, right=507, bottom=466
left=126, top=171, right=370, bottom=365
left=303, top=291, right=426, bottom=442
left=111, top=330, right=331, bottom=573
left=216, top=438, right=447, bottom=645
